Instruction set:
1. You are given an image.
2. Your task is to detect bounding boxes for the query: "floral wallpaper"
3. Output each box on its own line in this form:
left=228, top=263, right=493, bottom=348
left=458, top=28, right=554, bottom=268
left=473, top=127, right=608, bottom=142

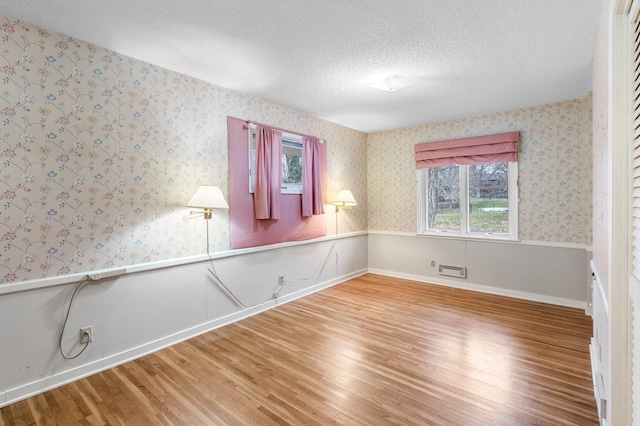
left=367, top=96, right=593, bottom=244
left=591, top=0, right=610, bottom=292
left=0, top=17, right=367, bottom=283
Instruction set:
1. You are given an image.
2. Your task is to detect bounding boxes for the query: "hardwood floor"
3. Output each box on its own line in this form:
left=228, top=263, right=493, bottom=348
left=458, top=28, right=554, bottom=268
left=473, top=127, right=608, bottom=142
left=1, top=274, right=598, bottom=425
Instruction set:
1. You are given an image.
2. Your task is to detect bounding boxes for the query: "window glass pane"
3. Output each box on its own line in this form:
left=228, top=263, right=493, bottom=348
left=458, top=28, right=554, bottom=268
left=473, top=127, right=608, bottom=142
left=282, top=141, right=302, bottom=185
left=468, top=162, right=509, bottom=233
left=427, top=165, right=460, bottom=231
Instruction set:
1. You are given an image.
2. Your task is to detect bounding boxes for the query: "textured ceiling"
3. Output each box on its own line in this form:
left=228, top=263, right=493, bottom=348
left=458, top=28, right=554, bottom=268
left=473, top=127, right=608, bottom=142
left=0, top=1, right=602, bottom=133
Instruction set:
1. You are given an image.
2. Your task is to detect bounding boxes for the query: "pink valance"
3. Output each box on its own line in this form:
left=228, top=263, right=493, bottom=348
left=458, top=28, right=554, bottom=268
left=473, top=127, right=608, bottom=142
left=415, top=131, right=519, bottom=169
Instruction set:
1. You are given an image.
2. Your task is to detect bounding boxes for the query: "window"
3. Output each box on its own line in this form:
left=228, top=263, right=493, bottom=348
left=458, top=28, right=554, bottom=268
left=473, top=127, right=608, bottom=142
left=249, top=127, right=303, bottom=194
left=281, top=140, right=303, bottom=194
left=228, top=117, right=326, bottom=249
left=417, top=161, right=518, bottom=239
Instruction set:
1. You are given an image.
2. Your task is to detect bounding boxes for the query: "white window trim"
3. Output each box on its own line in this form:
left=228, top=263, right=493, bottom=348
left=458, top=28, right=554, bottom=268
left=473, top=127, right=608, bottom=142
left=416, top=162, right=518, bottom=241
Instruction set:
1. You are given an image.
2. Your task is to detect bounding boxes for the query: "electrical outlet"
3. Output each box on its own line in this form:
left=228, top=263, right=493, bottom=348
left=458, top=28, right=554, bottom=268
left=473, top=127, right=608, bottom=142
left=279, top=274, right=285, bottom=285
left=80, top=326, right=93, bottom=344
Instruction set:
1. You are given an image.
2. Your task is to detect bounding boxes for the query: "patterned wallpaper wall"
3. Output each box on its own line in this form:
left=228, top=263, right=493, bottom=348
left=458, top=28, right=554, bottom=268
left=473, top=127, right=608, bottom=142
left=591, top=0, right=610, bottom=292
left=0, top=17, right=367, bottom=283
left=368, top=96, right=593, bottom=244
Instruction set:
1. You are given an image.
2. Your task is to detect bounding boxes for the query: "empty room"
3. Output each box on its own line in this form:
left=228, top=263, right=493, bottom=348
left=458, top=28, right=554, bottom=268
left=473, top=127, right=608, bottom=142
left=0, top=0, right=635, bottom=424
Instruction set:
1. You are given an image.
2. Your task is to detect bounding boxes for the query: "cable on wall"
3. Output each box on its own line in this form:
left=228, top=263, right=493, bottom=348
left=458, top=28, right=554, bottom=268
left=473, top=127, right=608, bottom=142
left=282, top=241, right=335, bottom=285
left=206, top=240, right=335, bottom=307
left=207, top=259, right=283, bottom=308
left=58, top=280, right=90, bottom=360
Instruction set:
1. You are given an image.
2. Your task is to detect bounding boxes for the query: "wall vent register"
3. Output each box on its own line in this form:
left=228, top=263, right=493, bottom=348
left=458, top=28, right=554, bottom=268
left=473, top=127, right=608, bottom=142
left=439, top=265, right=467, bottom=279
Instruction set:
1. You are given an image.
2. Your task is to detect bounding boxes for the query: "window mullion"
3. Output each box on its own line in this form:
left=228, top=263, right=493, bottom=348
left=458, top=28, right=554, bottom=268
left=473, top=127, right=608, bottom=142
left=417, top=169, right=427, bottom=233
left=509, top=162, right=518, bottom=239
left=460, top=166, right=469, bottom=234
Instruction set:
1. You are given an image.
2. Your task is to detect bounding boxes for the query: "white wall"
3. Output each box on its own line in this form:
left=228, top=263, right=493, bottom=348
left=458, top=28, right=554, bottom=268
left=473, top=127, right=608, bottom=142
left=0, top=234, right=367, bottom=407
left=369, top=233, right=591, bottom=308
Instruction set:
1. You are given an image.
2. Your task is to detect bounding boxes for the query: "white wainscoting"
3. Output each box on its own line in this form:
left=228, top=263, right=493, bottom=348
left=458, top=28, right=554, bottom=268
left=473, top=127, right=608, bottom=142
left=0, top=234, right=367, bottom=407
left=368, top=232, right=591, bottom=309
left=590, top=260, right=609, bottom=425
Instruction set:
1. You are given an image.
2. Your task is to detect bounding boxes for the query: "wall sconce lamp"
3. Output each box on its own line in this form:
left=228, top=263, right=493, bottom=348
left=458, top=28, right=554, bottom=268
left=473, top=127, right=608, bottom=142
left=332, top=189, right=357, bottom=213
left=332, top=189, right=357, bottom=236
left=187, top=185, right=229, bottom=254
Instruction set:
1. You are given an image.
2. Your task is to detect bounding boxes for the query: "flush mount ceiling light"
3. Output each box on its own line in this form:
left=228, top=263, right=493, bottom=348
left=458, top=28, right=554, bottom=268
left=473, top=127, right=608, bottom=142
left=369, top=75, right=411, bottom=92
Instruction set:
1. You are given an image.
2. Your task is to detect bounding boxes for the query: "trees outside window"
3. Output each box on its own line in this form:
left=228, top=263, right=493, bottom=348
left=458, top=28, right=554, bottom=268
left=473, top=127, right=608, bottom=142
left=420, top=162, right=517, bottom=239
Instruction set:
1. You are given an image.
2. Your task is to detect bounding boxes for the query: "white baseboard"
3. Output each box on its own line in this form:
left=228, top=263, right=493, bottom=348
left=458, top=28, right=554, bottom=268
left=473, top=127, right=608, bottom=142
left=1, top=268, right=367, bottom=408
left=275, top=269, right=367, bottom=306
left=368, top=268, right=588, bottom=310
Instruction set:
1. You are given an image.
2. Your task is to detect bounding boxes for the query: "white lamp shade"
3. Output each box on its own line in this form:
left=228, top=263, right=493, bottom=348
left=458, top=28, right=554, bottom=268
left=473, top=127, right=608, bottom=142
left=332, top=189, right=357, bottom=207
left=187, top=185, right=229, bottom=209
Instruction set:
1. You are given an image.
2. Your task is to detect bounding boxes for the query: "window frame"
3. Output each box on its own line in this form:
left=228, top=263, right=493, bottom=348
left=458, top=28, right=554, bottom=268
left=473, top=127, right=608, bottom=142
left=248, top=126, right=303, bottom=195
left=417, top=162, right=518, bottom=241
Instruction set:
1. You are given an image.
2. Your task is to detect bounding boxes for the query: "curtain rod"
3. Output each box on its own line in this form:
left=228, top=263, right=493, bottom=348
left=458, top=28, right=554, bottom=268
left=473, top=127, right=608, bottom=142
left=243, top=120, right=325, bottom=143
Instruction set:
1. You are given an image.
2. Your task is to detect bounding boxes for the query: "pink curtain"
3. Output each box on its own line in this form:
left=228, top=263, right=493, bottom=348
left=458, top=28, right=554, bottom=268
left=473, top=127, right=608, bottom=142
left=254, top=125, right=282, bottom=219
left=302, top=137, right=324, bottom=217
left=227, top=117, right=327, bottom=250
left=415, top=131, right=519, bottom=169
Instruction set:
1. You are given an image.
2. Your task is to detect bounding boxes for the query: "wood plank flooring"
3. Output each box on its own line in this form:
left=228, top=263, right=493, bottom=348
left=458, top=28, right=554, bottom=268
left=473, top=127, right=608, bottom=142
left=1, top=274, right=599, bottom=425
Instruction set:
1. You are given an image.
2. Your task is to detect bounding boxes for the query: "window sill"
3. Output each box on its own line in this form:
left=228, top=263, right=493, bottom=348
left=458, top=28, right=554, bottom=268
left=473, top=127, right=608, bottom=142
left=416, top=231, right=519, bottom=243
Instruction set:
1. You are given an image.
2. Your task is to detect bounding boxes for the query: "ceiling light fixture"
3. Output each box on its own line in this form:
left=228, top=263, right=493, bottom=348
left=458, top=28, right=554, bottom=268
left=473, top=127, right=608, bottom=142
left=369, top=75, right=411, bottom=92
